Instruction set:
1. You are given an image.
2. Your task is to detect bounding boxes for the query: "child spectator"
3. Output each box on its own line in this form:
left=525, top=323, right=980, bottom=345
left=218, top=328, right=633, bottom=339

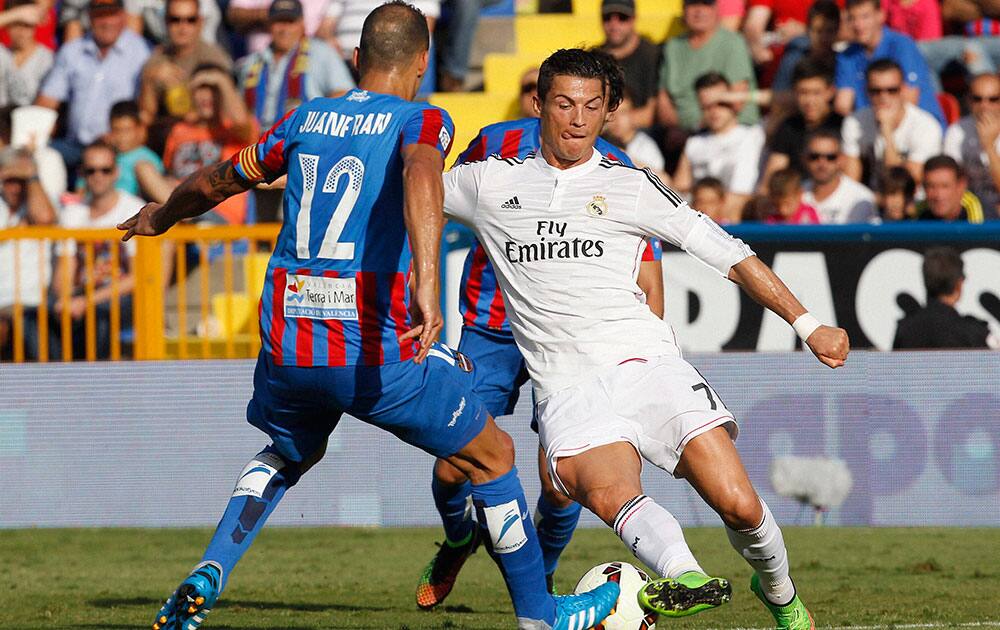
left=691, top=176, right=728, bottom=223
left=107, top=100, right=167, bottom=202
left=876, top=165, right=917, bottom=220
left=163, top=65, right=258, bottom=224
left=765, top=168, right=821, bottom=223
left=602, top=89, right=669, bottom=183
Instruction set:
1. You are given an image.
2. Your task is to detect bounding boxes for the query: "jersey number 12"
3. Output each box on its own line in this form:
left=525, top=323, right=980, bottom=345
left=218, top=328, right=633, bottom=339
left=295, top=153, right=365, bottom=259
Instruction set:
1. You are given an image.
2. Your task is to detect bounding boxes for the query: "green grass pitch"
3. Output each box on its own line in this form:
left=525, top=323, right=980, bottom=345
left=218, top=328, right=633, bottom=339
left=2, top=527, right=999, bottom=629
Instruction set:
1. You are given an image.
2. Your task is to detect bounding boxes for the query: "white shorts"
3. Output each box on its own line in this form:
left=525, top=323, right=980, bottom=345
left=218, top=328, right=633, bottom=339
left=534, top=355, right=738, bottom=496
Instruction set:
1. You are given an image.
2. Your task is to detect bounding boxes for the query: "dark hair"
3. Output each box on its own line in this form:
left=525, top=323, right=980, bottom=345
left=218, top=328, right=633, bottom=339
left=808, top=0, right=841, bottom=28
left=357, top=1, right=428, bottom=74
left=109, top=100, right=142, bottom=123
left=866, top=58, right=903, bottom=82
left=923, top=154, right=966, bottom=180
left=5, top=0, right=37, bottom=9
left=804, top=128, right=841, bottom=149
left=792, top=57, right=835, bottom=86
left=845, top=0, right=879, bottom=11
left=923, top=246, right=964, bottom=298
left=0, top=105, right=13, bottom=146
left=877, top=166, right=916, bottom=201
left=165, top=0, right=199, bottom=12
left=692, top=176, right=725, bottom=196
left=768, top=168, right=803, bottom=198
left=537, top=48, right=624, bottom=112
left=694, top=71, right=730, bottom=92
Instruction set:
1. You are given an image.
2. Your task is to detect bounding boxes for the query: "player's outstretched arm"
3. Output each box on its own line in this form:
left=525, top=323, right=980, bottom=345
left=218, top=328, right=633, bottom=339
left=728, top=256, right=850, bottom=368
left=118, top=160, right=253, bottom=241
left=398, top=143, right=446, bottom=363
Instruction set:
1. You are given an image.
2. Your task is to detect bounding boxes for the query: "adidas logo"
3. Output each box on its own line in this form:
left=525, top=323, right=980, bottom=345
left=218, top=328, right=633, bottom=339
left=501, top=196, right=522, bottom=209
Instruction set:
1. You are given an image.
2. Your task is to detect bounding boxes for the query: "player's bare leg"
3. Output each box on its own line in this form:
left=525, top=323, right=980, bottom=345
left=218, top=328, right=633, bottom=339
left=443, top=417, right=619, bottom=629
left=554, top=442, right=732, bottom=617
left=676, top=426, right=815, bottom=629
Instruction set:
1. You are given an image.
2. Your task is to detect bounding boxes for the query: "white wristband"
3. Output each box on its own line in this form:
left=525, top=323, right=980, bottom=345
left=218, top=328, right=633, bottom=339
left=792, top=313, right=822, bottom=342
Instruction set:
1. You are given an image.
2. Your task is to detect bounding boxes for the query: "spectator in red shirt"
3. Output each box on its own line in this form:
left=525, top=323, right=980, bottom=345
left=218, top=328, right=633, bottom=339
left=764, top=168, right=821, bottom=223
left=743, top=0, right=842, bottom=64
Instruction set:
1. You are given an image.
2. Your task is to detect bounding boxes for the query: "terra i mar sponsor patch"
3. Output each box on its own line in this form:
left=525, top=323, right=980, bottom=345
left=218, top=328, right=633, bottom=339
left=284, top=274, right=358, bottom=320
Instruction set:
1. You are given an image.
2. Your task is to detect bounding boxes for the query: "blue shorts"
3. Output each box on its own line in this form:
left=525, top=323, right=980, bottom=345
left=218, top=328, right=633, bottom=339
left=246, top=344, right=488, bottom=463
left=457, top=326, right=529, bottom=418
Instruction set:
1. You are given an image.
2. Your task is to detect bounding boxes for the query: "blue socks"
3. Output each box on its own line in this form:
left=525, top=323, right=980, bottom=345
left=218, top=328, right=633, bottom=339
left=472, top=467, right=556, bottom=626
left=200, top=446, right=297, bottom=591
left=535, top=495, right=582, bottom=577
left=432, top=477, right=475, bottom=545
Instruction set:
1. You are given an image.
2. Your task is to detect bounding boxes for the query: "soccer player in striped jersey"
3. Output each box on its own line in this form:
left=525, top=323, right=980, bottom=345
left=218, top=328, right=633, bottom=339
left=120, top=5, right=618, bottom=630
left=416, top=115, right=665, bottom=610
left=443, top=48, right=850, bottom=630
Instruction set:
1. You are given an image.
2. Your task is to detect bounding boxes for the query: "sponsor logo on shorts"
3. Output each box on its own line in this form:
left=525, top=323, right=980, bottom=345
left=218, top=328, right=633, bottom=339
left=448, top=397, right=466, bottom=427
left=483, top=500, right=528, bottom=554
left=284, top=274, right=358, bottom=320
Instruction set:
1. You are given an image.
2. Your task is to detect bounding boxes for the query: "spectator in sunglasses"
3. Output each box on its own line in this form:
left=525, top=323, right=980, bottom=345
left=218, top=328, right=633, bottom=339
left=138, top=0, right=233, bottom=153
left=673, top=72, right=765, bottom=223
left=518, top=67, right=539, bottom=119
left=841, top=58, right=942, bottom=188
left=597, top=0, right=661, bottom=129
left=943, top=73, right=1000, bottom=220
left=802, top=128, right=878, bottom=223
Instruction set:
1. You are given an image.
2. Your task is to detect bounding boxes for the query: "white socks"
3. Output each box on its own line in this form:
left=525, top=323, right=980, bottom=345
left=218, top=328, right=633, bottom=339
left=726, top=498, right=795, bottom=606
left=613, top=495, right=704, bottom=579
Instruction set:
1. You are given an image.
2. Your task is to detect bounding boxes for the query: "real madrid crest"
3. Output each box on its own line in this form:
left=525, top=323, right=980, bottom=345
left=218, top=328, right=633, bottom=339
left=586, top=194, right=608, bottom=217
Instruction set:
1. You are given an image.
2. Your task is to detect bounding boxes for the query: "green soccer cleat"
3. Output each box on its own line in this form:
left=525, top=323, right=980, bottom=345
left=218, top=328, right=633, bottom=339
left=750, top=574, right=815, bottom=630
left=415, top=528, right=480, bottom=610
left=638, top=571, right=732, bottom=618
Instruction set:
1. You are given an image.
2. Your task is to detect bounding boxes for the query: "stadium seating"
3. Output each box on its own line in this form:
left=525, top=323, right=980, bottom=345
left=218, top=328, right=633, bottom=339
left=428, top=93, right=520, bottom=163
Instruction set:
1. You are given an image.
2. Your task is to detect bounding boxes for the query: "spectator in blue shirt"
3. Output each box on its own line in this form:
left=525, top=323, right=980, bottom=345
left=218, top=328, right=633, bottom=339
left=35, top=0, right=150, bottom=174
left=834, top=0, right=944, bottom=127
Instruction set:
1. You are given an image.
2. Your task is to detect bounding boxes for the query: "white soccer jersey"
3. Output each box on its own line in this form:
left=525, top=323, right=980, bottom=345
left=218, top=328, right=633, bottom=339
left=444, top=149, right=754, bottom=400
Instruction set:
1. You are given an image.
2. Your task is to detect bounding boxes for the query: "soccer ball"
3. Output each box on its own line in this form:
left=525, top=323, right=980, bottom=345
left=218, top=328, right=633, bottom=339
left=574, top=561, right=658, bottom=630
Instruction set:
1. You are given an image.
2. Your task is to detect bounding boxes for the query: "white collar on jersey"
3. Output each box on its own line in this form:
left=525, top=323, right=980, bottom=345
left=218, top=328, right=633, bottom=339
left=533, top=146, right=604, bottom=181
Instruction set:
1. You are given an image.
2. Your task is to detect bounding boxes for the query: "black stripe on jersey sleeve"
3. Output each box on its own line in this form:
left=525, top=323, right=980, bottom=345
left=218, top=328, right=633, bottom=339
left=599, top=159, right=684, bottom=207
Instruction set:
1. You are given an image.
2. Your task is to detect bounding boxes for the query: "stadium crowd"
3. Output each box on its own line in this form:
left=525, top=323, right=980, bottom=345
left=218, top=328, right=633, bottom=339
left=1, top=0, right=997, bottom=359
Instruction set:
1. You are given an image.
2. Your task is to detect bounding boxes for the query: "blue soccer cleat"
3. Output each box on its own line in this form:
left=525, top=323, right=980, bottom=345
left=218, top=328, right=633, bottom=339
left=553, top=581, right=620, bottom=630
left=152, top=562, right=222, bottom=630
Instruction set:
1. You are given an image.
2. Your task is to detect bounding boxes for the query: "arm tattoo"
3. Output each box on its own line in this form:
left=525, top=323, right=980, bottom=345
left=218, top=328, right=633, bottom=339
left=155, top=160, right=255, bottom=231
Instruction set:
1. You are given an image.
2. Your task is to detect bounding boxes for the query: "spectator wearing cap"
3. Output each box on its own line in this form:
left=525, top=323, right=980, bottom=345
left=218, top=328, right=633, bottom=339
left=944, top=73, right=1000, bottom=220
left=237, top=0, right=354, bottom=130
left=834, top=0, right=945, bottom=126
left=841, top=59, right=942, bottom=189
left=893, top=247, right=996, bottom=349
left=138, top=0, right=233, bottom=152
left=657, top=0, right=759, bottom=132
left=230, top=0, right=342, bottom=55
left=35, top=0, right=149, bottom=174
left=597, top=0, right=662, bottom=129
left=915, top=155, right=986, bottom=222
left=0, top=0, right=53, bottom=107
left=802, top=129, right=878, bottom=223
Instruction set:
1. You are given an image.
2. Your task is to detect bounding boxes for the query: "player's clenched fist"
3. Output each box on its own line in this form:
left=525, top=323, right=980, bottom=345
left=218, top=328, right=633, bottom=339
left=118, top=202, right=167, bottom=241
left=805, top=325, right=850, bottom=369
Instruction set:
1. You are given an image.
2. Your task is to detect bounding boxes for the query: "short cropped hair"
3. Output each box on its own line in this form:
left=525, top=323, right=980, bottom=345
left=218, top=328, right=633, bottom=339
left=357, top=1, right=428, bottom=74
left=768, top=168, right=803, bottom=198
left=808, top=0, right=841, bottom=28
left=109, top=100, right=142, bottom=123
left=923, top=246, right=964, bottom=298
left=82, top=139, right=118, bottom=162
left=792, top=58, right=835, bottom=86
left=866, top=58, right=903, bottom=82
left=692, top=176, right=725, bottom=197
left=694, top=71, right=730, bottom=92
left=804, top=128, right=841, bottom=150
left=923, top=154, right=966, bottom=180
left=537, top=48, right=624, bottom=112
left=846, top=0, right=879, bottom=11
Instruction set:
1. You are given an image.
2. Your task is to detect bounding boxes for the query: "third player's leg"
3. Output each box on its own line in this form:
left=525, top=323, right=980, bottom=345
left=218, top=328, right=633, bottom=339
left=535, top=445, right=582, bottom=590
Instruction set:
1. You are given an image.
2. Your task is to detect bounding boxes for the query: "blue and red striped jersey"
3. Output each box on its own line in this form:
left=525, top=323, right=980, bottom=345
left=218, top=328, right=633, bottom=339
left=232, top=88, right=454, bottom=367
left=455, top=117, right=660, bottom=334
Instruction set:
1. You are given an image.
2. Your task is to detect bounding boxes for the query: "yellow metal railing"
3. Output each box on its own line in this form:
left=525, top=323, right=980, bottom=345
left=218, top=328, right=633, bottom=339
left=0, top=224, right=280, bottom=363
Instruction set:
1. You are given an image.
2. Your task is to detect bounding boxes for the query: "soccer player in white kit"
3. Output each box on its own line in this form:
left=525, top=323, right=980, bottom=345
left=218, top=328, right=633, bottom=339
left=442, top=48, right=849, bottom=630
